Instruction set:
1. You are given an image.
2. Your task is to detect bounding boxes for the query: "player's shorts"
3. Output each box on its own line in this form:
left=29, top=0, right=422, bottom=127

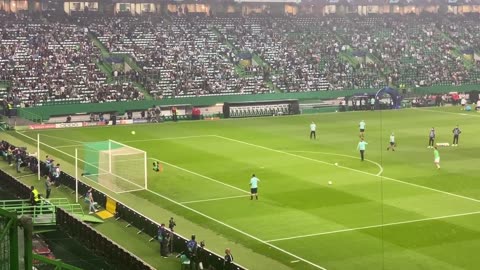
left=390, top=142, right=395, bottom=146
left=360, top=129, right=365, bottom=132
left=251, top=188, right=258, bottom=194
left=434, top=158, right=440, bottom=163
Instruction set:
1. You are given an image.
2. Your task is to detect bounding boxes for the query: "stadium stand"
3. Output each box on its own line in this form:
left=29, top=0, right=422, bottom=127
left=2, top=12, right=480, bottom=107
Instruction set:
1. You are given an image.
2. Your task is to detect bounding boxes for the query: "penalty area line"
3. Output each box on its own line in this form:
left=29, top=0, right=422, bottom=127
left=145, top=187, right=329, bottom=270
left=144, top=157, right=327, bottom=269
left=148, top=158, right=249, bottom=195
left=266, top=210, right=480, bottom=243
left=213, top=135, right=480, bottom=205
left=181, top=195, right=251, bottom=204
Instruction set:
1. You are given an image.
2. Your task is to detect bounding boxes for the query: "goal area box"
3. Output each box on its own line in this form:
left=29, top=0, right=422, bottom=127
left=83, top=140, right=147, bottom=193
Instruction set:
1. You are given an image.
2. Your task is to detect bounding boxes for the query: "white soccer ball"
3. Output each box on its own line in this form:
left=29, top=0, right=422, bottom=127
left=328, top=181, right=332, bottom=185
left=335, top=163, right=338, bottom=166
left=131, top=131, right=136, bottom=135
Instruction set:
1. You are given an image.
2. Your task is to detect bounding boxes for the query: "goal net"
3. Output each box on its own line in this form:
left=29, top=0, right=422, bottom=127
left=83, top=140, right=147, bottom=193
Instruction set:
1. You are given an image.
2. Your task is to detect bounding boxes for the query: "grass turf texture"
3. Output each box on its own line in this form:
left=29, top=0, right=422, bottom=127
left=8, top=107, right=480, bottom=270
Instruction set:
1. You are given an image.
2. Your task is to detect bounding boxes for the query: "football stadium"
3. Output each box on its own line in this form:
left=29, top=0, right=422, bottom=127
left=1, top=1, right=480, bottom=270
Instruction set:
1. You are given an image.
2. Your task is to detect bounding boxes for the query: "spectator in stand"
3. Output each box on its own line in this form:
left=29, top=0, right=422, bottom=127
left=86, top=188, right=98, bottom=214
left=45, top=156, right=53, bottom=175
left=224, top=248, right=234, bottom=270
left=186, top=235, right=198, bottom=270
left=14, top=149, right=23, bottom=173
left=45, top=175, right=53, bottom=199
left=169, top=217, right=176, bottom=232
left=53, top=164, right=61, bottom=187
left=158, top=223, right=169, bottom=258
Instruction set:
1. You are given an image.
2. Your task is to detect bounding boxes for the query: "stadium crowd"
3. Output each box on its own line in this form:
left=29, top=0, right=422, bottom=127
left=0, top=13, right=144, bottom=107
left=2, top=13, right=480, bottom=106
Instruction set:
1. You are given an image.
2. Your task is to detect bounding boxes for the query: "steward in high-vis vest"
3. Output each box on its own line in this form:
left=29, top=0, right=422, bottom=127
left=30, top=186, right=40, bottom=206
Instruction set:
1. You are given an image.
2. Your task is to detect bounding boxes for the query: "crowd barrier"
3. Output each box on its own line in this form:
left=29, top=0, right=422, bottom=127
left=17, top=84, right=480, bottom=121
left=0, top=157, right=153, bottom=270
left=56, top=208, right=154, bottom=270
left=2, top=141, right=246, bottom=270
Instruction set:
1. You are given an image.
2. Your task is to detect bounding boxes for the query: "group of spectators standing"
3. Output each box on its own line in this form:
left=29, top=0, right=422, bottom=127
left=157, top=219, right=235, bottom=270
left=0, top=140, right=45, bottom=204
left=0, top=140, right=35, bottom=174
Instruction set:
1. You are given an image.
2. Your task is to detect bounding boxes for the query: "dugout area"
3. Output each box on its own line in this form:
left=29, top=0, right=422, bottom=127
left=223, top=99, right=300, bottom=118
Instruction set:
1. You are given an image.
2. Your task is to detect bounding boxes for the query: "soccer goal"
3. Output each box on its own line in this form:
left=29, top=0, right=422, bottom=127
left=82, top=140, right=147, bottom=193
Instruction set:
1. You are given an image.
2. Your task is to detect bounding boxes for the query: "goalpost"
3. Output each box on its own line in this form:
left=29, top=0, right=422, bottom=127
left=26, top=133, right=148, bottom=197
left=83, top=140, right=147, bottom=193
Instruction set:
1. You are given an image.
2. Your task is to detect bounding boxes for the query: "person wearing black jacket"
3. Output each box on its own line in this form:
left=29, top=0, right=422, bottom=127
left=158, top=224, right=169, bottom=257
left=224, top=248, right=234, bottom=270
left=186, top=235, right=198, bottom=269
left=452, top=125, right=461, bottom=146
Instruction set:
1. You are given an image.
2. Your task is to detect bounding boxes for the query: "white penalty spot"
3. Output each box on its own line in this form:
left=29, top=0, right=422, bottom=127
left=291, top=260, right=300, bottom=264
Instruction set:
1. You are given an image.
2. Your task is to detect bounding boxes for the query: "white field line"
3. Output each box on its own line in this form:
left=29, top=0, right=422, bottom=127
left=144, top=189, right=328, bottom=270
left=288, top=150, right=384, bottom=176
left=214, top=135, right=480, bottom=205
left=15, top=131, right=145, bottom=192
left=122, top=134, right=216, bottom=143
left=10, top=133, right=276, bottom=270
left=117, top=188, right=145, bottom=194
left=15, top=173, right=37, bottom=179
left=82, top=174, right=144, bottom=194
left=56, top=144, right=82, bottom=149
left=266, top=210, right=480, bottom=243
left=36, top=134, right=85, bottom=144
left=411, top=107, right=480, bottom=117
left=17, top=131, right=479, bottom=270
left=34, top=137, right=327, bottom=270
left=181, top=195, right=251, bottom=204
left=148, top=158, right=249, bottom=195
left=53, top=135, right=216, bottom=149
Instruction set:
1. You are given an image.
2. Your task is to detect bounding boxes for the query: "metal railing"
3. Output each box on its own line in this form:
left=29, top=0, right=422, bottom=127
left=0, top=198, right=85, bottom=226
left=32, top=254, right=84, bottom=270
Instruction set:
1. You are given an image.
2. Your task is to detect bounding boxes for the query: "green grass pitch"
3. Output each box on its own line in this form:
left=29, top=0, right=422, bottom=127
left=11, top=107, right=480, bottom=270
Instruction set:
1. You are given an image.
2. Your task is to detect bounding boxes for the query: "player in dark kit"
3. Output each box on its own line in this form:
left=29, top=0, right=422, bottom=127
left=452, top=125, right=461, bottom=146
left=428, top=128, right=435, bottom=148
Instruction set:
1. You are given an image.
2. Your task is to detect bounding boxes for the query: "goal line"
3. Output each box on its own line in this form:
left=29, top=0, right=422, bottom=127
left=83, top=140, right=148, bottom=193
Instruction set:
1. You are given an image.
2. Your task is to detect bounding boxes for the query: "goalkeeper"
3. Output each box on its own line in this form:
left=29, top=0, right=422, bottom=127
left=153, top=161, right=162, bottom=172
